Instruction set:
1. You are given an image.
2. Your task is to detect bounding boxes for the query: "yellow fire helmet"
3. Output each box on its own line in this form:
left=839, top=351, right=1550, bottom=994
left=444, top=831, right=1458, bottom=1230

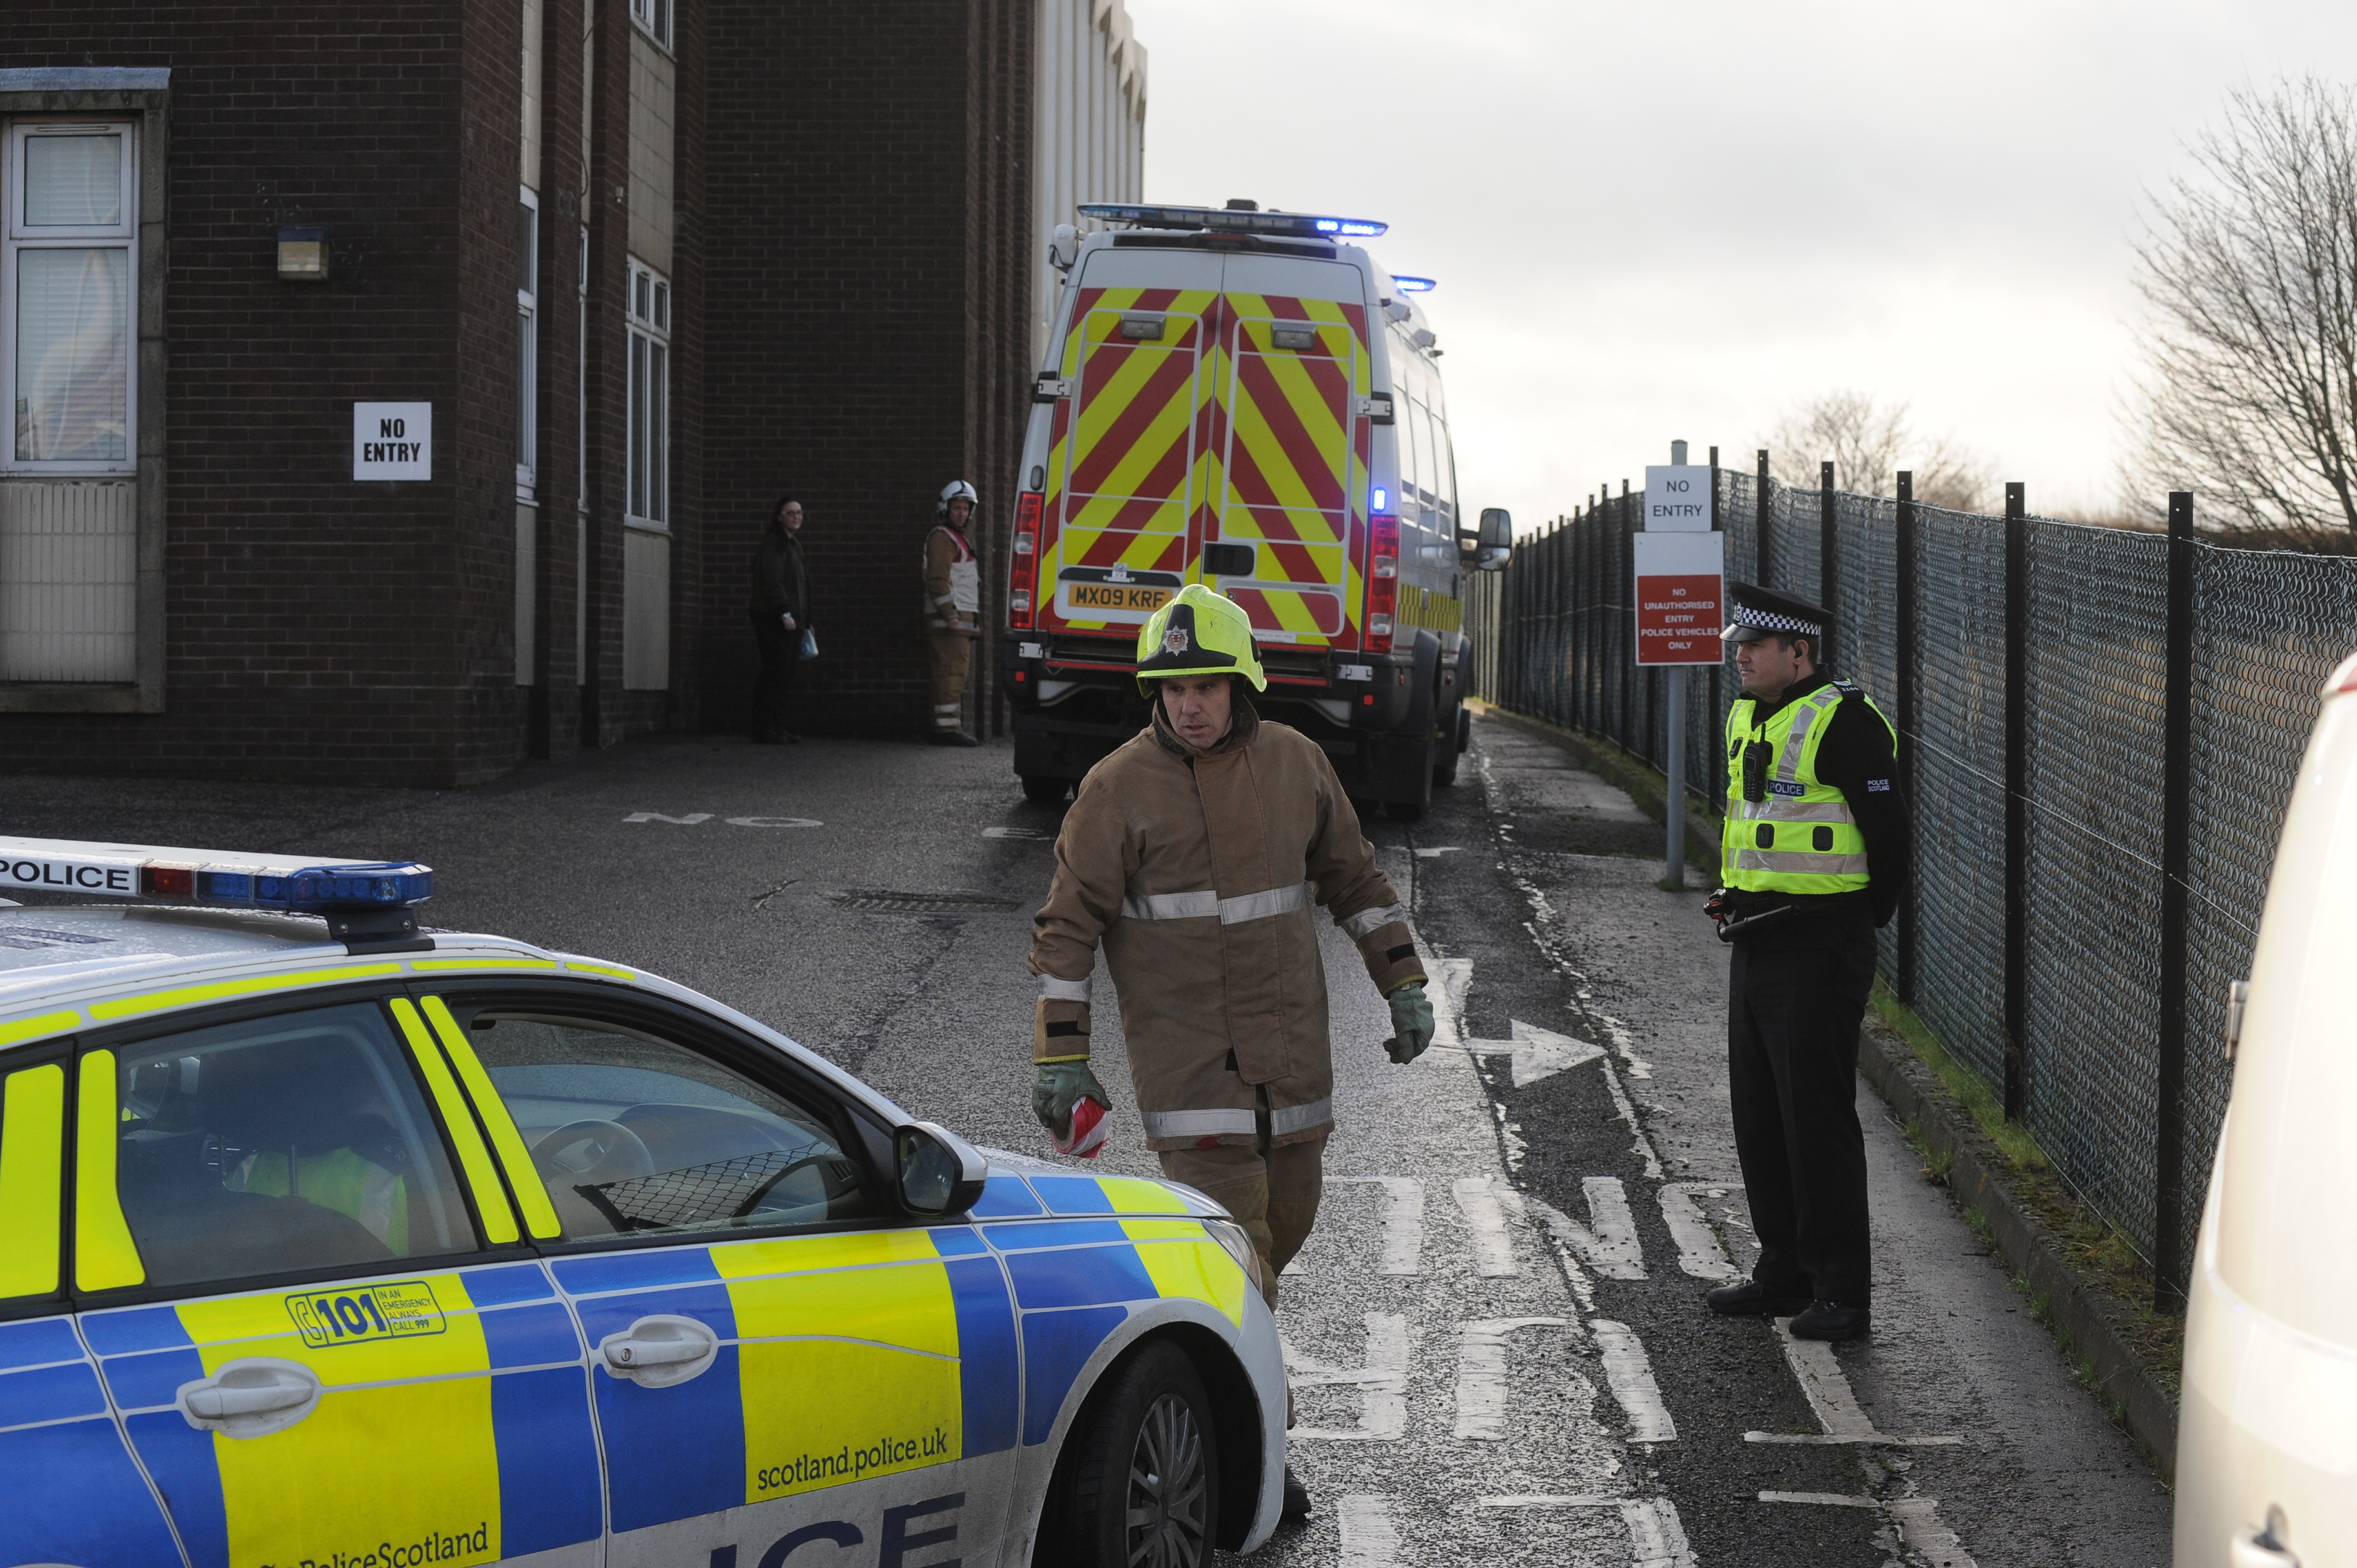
left=1134, top=582, right=1267, bottom=693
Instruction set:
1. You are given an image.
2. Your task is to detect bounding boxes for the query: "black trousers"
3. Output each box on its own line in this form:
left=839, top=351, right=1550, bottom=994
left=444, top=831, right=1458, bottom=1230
left=1727, top=914, right=1878, bottom=1306
left=749, top=611, right=799, bottom=739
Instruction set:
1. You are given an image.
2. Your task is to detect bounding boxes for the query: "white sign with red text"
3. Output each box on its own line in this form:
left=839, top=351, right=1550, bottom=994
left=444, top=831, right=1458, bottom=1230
left=1633, top=531, right=1725, bottom=666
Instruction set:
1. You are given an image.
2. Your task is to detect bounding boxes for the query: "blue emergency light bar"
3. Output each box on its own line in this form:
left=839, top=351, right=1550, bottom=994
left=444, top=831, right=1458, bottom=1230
left=1077, top=203, right=1387, bottom=240
left=1391, top=277, right=1436, bottom=293
left=0, top=837, right=433, bottom=913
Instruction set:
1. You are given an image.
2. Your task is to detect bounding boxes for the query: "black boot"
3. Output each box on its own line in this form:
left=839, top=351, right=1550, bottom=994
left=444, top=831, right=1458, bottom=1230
left=1280, top=1466, right=1312, bottom=1526
left=1788, top=1299, right=1872, bottom=1341
left=1706, top=1278, right=1813, bottom=1318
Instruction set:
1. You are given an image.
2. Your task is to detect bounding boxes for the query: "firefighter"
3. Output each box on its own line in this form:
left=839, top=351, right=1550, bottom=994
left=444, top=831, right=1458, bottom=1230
left=1704, top=582, right=1909, bottom=1343
left=1025, top=582, right=1436, bottom=1527
left=924, top=479, right=982, bottom=746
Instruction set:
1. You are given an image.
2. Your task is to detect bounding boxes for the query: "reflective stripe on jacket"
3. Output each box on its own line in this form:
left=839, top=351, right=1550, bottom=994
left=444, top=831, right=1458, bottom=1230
left=1722, top=679, right=1895, bottom=894
left=1027, top=696, right=1425, bottom=1149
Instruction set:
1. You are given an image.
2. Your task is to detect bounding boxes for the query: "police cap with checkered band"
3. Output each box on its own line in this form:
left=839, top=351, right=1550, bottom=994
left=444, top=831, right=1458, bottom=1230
left=1720, top=581, right=1831, bottom=646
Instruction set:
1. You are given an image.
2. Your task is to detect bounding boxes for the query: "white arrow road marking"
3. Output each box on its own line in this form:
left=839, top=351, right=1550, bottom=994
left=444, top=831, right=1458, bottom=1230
left=1527, top=1178, right=1645, bottom=1279
left=1474, top=1496, right=1698, bottom=1568
left=1332, top=1177, right=1425, bottom=1275
left=1452, top=1175, right=1521, bottom=1276
left=1507, top=1018, right=1606, bottom=1087
left=1288, top=1313, right=1409, bottom=1440
left=1657, top=1183, right=1743, bottom=1281
left=1453, top=1317, right=1570, bottom=1439
left=1337, top=1495, right=1401, bottom=1567
left=624, top=812, right=713, bottom=825
left=725, top=815, right=823, bottom=828
left=1590, top=1320, right=1677, bottom=1442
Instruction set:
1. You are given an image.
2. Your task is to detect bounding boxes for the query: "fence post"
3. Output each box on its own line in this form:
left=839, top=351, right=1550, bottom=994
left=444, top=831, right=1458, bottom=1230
left=1619, top=481, right=1635, bottom=749
left=2155, top=489, right=2195, bottom=1311
left=1709, top=445, right=1723, bottom=808
left=2003, top=481, right=2029, bottom=1123
left=1820, top=460, right=1837, bottom=625
left=1756, top=449, right=1773, bottom=587
left=1894, top=470, right=1918, bottom=1004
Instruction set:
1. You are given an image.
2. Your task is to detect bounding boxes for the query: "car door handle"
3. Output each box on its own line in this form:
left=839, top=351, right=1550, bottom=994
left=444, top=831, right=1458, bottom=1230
left=176, top=1358, right=324, bottom=1439
left=598, top=1314, right=720, bottom=1389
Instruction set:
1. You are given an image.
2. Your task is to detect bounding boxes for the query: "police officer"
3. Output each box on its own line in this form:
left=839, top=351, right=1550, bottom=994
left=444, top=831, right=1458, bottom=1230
left=924, top=480, right=982, bottom=746
left=1025, top=584, right=1436, bottom=1524
left=1704, top=582, right=1908, bottom=1342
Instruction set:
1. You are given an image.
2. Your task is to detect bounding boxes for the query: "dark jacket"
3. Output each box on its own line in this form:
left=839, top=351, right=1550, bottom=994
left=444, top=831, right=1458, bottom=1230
left=748, top=526, right=810, bottom=624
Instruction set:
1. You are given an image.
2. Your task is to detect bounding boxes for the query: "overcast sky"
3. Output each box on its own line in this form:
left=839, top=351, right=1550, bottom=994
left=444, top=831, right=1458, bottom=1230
left=1121, top=0, right=2357, bottom=528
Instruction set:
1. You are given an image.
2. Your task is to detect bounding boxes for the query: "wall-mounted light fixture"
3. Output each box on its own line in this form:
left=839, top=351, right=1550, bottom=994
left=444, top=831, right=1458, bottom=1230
left=277, top=226, right=330, bottom=282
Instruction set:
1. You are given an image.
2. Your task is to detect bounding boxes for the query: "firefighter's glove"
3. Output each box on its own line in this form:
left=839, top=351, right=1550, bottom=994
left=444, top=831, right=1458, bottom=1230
left=1383, top=981, right=1435, bottom=1065
left=1704, top=886, right=1732, bottom=926
left=1033, top=1059, right=1111, bottom=1139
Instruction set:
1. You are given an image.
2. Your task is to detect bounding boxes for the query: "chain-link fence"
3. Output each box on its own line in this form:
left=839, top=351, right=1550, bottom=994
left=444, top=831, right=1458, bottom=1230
left=1463, top=465, right=2357, bottom=1298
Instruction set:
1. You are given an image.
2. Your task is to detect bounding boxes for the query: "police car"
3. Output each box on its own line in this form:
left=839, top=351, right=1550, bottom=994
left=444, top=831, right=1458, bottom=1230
left=0, top=838, right=1286, bottom=1568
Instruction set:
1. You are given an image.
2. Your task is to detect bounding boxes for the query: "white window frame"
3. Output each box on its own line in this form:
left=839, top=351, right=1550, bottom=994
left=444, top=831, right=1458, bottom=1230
left=516, top=185, right=539, bottom=499
left=2, top=118, right=139, bottom=477
left=630, top=0, right=673, bottom=51
left=626, top=256, right=669, bottom=531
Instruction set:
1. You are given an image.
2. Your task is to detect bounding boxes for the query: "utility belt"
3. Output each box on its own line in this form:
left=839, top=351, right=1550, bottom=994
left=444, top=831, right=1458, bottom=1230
left=1719, top=887, right=1874, bottom=944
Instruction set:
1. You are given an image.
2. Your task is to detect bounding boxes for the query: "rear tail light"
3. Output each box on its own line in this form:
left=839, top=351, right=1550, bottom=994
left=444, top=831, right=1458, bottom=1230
left=1365, top=513, right=1399, bottom=653
left=1011, top=492, right=1042, bottom=628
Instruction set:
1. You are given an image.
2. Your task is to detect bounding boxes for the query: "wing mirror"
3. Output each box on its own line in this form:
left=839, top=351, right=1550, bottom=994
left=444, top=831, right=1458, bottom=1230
left=1463, top=507, right=1513, bottom=571
left=896, top=1121, right=989, bottom=1216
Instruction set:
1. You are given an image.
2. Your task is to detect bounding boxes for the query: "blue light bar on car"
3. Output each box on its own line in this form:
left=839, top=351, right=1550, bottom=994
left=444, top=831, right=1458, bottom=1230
left=1391, top=277, right=1437, bottom=293
left=0, top=836, right=433, bottom=912
left=1077, top=203, right=1388, bottom=240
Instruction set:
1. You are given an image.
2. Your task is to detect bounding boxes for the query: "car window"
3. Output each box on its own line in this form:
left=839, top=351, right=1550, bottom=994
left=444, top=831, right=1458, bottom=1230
left=453, top=1008, right=879, bottom=1239
left=109, top=1002, right=479, bottom=1287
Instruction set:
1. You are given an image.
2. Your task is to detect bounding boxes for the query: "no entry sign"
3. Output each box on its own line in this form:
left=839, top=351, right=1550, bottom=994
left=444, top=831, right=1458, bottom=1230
left=1632, top=531, right=1725, bottom=665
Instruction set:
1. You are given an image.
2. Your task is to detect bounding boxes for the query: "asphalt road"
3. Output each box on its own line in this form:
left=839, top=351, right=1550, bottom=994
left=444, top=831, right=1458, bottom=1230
left=0, top=713, right=2175, bottom=1567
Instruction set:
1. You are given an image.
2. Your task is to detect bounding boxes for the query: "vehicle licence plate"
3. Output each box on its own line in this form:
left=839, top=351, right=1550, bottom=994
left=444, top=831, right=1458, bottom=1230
left=1066, top=582, right=1173, bottom=612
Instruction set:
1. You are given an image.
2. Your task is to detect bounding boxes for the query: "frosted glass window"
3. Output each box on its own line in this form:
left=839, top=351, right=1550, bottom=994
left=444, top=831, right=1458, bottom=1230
left=14, top=248, right=129, bottom=463
left=23, top=135, right=122, bottom=227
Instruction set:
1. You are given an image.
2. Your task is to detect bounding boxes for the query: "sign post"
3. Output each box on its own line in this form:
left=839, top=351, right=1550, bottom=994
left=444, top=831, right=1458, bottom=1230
left=1639, top=449, right=1724, bottom=889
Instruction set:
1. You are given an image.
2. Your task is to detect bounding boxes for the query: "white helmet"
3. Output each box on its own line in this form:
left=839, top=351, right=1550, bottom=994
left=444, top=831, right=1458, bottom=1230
left=937, top=479, right=978, bottom=518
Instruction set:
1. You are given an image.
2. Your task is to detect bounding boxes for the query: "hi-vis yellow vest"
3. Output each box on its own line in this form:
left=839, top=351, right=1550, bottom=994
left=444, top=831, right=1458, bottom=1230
left=1723, top=679, right=1895, bottom=895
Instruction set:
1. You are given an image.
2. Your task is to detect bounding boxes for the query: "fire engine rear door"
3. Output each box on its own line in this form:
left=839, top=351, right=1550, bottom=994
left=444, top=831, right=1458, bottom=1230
left=1213, top=255, right=1372, bottom=648
left=1043, top=252, right=1221, bottom=632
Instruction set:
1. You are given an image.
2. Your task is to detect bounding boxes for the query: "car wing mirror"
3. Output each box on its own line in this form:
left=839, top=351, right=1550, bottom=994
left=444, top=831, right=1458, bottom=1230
left=1475, top=507, right=1513, bottom=571
left=897, top=1120, right=989, bottom=1216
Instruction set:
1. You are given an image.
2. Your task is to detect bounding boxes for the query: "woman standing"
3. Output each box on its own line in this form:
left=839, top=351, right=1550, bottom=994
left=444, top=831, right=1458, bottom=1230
left=747, top=496, right=812, bottom=743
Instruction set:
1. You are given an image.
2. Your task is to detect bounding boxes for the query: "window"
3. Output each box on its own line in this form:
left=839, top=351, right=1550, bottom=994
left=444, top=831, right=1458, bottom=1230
left=630, top=0, right=672, bottom=49
left=107, top=1002, right=480, bottom=1288
left=627, top=258, right=669, bottom=528
left=516, top=188, right=539, bottom=497
left=455, top=1006, right=878, bottom=1240
left=4, top=121, right=136, bottom=474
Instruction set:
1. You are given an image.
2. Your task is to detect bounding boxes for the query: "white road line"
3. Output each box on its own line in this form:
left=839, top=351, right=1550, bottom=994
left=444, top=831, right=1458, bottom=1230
left=1744, top=1431, right=1963, bottom=1447
left=1773, top=1318, right=1877, bottom=1437
left=1888, top=1495, right=1981, bottom=1568
left=1290, top=1313, right=1409, bottom=1440
left=1424, top=955, right=1473, bottom=1051
left=1476, top=1495, right=1623, bottom=1508
left=1453, top=1317, right=1570, bottom=1440
left=1657, top=1184, right=1743, bottom=1281
left=1590, top=1320, right=1678, bottom=1443
left=1528, top=1178, right=1645, bottom=1279
left=1452, top=1175, right=1521, bottom=1276
left=1597, top=1053, right=1666, bottom=1180
left=1622, top=1497, right=1699, bottom=1568
left=1337, top=1494, right=1401, bottom=1567
left=623, top=811, right=712, bottom=824
left=1760, top=1491, right=1883, bottom=1508
left=1333, top=1177, right=1425, bottom=1275
left=1592, top=1010, right=1654, bottom=1080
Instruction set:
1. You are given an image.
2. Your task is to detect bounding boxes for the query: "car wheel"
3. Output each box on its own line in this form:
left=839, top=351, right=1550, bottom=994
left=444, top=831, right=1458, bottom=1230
left=1021, top=775, right=1070, bottom=805
left=1036, top=1341, right=1218, bottom=1568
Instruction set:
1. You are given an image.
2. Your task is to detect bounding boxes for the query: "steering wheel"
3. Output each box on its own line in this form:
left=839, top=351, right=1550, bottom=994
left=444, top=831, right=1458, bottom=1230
left=532, top=1119, right=654, bottom=1190
left=738, top=1153, right=852, bottom=1217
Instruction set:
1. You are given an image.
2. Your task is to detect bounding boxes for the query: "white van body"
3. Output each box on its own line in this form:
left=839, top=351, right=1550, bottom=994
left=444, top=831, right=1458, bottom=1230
left=2176, top=649, right=2357, bottom=1567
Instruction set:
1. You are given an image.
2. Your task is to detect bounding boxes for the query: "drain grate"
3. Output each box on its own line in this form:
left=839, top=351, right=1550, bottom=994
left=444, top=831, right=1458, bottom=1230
left=832, top=890, right=1020, bottom=914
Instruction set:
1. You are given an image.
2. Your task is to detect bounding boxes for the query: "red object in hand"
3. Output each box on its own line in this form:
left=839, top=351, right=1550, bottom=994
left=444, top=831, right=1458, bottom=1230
left=1054, top=1095, right=1110, bottom=1159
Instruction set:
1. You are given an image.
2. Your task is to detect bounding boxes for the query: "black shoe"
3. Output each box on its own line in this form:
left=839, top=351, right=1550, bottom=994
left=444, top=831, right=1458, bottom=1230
left=1788, top=1299, right=1872, bottom=1341
left=930, top=731, right=980, bottom=748
left=1706, top=1279, right=1814, bottom=1318
left=1279, top=1466, right=1312, bottom=1526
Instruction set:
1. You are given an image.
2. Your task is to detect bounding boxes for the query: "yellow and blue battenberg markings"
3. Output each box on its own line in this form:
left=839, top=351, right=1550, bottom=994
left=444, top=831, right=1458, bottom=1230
left=0, top=1315, right=184, bottom=1568
left=78, top=1262, right=599, bottom=1568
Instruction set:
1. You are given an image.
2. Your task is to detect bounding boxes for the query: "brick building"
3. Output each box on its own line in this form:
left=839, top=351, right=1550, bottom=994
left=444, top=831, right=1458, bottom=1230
left=0, top=0, right=1145, bottom=783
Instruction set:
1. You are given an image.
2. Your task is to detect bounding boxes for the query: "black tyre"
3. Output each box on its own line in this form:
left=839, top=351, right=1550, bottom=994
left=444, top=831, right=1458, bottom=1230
left=1035, top=1341, right=1218, bottom=1568
left=1457, top=704, right=1473, bottom=754
left=1433, top=702, right=1460, bottom=788
left=1021, top=775, right=1070, bottom=805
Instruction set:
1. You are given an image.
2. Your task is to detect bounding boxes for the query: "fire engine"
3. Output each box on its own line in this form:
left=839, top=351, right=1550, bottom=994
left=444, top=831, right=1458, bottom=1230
left=1001, top=200, right=1512, bottom=818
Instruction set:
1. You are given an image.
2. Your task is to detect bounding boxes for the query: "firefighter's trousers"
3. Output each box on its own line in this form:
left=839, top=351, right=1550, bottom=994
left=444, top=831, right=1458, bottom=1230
left=927, top=629, right=974, bottom=732
left=1157, top=1102, right=1327, bottom=1310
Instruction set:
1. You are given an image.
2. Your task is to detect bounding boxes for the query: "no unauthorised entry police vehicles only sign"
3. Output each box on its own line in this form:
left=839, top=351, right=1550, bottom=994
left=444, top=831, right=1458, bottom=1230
left=0, top=836, right=1285, bottom=1568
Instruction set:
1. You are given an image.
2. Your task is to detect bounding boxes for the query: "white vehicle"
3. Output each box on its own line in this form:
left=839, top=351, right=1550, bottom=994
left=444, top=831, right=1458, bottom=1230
left=2177, top=653, right=2357, bottom=1566
left=0, top=837, right=1287, bottom=1568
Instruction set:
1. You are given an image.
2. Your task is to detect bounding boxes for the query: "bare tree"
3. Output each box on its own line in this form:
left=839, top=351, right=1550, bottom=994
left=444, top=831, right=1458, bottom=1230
left=1763, top=391, right=1992, bottom=511
left=2125, top=77, right=2357, bottom=540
